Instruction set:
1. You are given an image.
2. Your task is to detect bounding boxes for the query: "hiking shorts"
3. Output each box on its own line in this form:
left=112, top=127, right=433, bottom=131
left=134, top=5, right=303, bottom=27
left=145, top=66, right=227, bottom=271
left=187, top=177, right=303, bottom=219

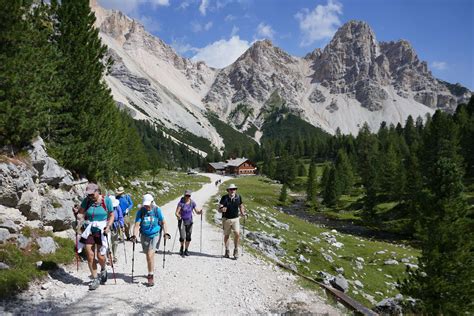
left=178, top=219, right=193, bottom=242
left=141, top=234, right=160, bottom=253
left=223, top=217, right=240, bottom=236
left=80, top=231, right=102, bottom=246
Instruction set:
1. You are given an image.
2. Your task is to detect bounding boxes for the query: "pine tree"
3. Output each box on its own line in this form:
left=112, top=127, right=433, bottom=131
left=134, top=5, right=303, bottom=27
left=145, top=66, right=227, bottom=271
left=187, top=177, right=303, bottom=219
left=322, top=164, right=339, bottom=207
left=306, top=161, right=318, bottom=205
left=297, top=161, right=306, bottom=177
left=279, top=184, right=288, bottom=203
left=51, top=0, right=125, bottom=180
left=400, top=157, right=473, bottom=313
left=379, top=144, right=405, bottom=200
left=335, top=149, right=354, bottom=195
left=0, top=1, right=64, bottom=148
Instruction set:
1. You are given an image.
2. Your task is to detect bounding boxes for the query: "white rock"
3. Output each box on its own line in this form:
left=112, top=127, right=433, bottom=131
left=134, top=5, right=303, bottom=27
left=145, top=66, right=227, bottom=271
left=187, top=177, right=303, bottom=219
left=384, top=259, right=399, bottom=265
left=354, top=280, right=364, bottom=288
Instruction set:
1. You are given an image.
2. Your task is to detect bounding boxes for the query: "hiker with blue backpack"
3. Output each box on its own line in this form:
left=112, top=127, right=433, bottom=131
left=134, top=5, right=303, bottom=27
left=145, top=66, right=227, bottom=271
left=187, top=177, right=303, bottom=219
left=175, top=190, right=203, bottom=256
left=115, top=186, right=134, bottom=240
left=73, top=183, right=115, bottom=290
left=108, top=195, right=124, bottom=263
left=131, top=193, right=170, bottom=287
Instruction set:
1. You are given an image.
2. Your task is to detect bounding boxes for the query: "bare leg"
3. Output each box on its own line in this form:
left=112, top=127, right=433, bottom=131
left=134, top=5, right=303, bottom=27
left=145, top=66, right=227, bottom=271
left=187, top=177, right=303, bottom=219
left=146, top=250, right=154, bottom=274
left=224, top=235, right=230, bottom=249
left=85, top=244, right=97, bottom=278
left=233, top=231, right=240, bottom=250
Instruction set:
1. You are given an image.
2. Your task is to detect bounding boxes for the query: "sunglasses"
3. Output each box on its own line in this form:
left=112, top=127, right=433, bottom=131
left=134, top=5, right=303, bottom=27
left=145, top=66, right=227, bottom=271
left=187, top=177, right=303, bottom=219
left=185, top=195, right=191, bottom=197
left=228, top=188, right=237, bottom=191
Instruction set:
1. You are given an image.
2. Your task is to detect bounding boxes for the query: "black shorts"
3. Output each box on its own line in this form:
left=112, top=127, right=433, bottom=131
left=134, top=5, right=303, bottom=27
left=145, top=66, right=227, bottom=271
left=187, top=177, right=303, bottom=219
left=80, top=231, right=102, bottom=246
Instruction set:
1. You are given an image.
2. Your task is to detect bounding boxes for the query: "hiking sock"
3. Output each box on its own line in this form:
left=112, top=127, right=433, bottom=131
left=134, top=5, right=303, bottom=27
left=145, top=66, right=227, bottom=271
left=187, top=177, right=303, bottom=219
left=100, top=267, right=107, bottom=284
left=184, top=249, right=189, bottom=256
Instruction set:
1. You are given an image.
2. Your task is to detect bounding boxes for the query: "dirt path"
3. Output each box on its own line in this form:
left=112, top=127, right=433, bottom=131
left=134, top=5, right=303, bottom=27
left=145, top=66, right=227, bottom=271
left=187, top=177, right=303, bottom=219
left=3, top=174, right=340, bottom=315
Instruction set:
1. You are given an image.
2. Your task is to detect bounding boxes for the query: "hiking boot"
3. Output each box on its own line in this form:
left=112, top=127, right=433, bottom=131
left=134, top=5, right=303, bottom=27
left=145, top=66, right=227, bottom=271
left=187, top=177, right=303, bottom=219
left=89, top=278, right=100, bottom=290
left=224, top=249, right=230, bottom=258
left=184, top=249, right=190, bottom=256
left=180, top=246, right=184, bottom=256
left=113, top=257, right=118, bottom=263
left=233, top=248, right=239, bottom=259
left=99, top=268, right=108, bottom=285
left=147, top=274, right=154, bottom=287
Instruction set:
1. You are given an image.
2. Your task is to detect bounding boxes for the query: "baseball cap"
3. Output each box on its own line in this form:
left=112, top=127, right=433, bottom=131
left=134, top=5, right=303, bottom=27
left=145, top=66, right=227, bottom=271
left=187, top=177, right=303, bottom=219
left=85, top=183, right=99, bottom=194
left=184, top=190, right=192, bottom=196
left=142, top=193, right=154, bottom=206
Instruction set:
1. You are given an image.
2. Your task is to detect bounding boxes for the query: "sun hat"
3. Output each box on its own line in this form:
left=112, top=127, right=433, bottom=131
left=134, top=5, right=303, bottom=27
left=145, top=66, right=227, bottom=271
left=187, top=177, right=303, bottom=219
left=142, top=193, right=154, bottom=206
left=227, top=183, right=238, bottom=190
left=115, top=186, right=125, bottom=195
left=85, top=183, right=99, bottom=194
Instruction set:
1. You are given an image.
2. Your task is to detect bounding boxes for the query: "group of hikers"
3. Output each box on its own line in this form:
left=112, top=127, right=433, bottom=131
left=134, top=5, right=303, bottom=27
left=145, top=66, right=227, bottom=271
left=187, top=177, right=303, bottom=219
left=72, top=181, right=246, bottom=289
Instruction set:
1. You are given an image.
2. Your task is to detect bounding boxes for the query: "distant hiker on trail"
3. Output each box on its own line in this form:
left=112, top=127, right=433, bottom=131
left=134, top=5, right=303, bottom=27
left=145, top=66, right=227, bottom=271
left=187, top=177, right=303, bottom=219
left=131, top=194, right=170, bottom=287
left=115, top=186, right=133, bottom=240
left=175, top=190, right=203, bottom=256
left=73, top=183, right=114, bottom=290
left=218, top=183, right=246, bottom=259
left=109, top=195, right=124, bottom=263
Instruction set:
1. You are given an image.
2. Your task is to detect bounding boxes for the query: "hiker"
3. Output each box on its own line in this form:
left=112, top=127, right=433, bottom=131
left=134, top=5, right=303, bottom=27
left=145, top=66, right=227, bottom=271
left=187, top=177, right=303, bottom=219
left=109, top=196, right=124, bottom=263
left=115, top=186, right=134, bottom=240
left=218, top=183, right=246, bottom=259
left=175, top=190, right=203, bottom=256
left=73, top=183, right=114, bottom=290
left=130, top=194, right=170, bottom=287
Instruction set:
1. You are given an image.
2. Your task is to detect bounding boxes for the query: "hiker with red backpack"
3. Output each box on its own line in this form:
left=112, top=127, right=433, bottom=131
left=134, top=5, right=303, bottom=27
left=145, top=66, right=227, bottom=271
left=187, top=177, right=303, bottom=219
left=175, top=190, right=203, bottom=256
left=130, top=193, right=170, bottom=287
left=73, top=183, right=115, bottom=290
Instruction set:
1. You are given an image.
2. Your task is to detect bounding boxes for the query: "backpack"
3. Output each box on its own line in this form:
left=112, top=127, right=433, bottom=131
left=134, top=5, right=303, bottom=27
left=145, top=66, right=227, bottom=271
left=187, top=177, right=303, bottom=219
left=139, top=207, right=162, bottom=231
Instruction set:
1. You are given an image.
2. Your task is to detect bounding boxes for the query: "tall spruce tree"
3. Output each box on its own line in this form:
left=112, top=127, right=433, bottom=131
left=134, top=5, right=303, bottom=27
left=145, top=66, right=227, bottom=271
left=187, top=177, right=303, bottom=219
left=52, top=0, right=125, bottom=180
left=335, top=149, right=354, bottom=195
left=306, top=161, right=318, bottom=205
left=322, top=164, right=339, bottom=207
left=0, top=1, right=64, bottom=148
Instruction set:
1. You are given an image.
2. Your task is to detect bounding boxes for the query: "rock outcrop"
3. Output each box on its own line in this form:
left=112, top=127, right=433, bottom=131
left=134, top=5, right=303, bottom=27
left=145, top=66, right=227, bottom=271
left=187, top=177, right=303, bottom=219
left=0, top=137, right=86, bottom=250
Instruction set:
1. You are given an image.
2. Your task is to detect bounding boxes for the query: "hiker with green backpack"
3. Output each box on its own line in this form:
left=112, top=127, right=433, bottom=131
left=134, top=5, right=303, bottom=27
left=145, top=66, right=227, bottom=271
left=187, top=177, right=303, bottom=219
left=73, top=183, right=115, bottom=290
left=130, top=193, right=170, bottom=287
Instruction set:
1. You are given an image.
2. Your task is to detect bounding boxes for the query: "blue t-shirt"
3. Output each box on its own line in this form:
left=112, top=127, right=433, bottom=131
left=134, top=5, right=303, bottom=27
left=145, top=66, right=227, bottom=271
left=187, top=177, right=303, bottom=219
left=135, top=206, right=164, bottom=238
left=118, top=194, right=133, bottom=215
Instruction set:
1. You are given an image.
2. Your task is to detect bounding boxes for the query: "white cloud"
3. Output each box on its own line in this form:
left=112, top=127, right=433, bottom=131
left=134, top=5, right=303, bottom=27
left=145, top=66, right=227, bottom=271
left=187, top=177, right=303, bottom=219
left=295, top=0, right=343, bottom=46
left=191, top=21, right=213, bottom=32
left=230, top=25, right=239, bottom=36
left=256, top=22, right=275, bottom=40
left=171, top=37, right=197, bottom=55
left=431, top=61, right=448, bottom=71
left=98, top=0, right=169, bottom=16
left=192, top=36, right=250, bottom=68
left=225, top=14, right=236, bottom=22
left=178, top=0, right=194, bottom=10
left=199, top=0, right=210, bottom=15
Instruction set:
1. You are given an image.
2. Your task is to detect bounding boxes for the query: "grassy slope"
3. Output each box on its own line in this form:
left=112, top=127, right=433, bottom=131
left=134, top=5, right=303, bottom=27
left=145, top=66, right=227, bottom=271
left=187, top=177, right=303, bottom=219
left=207, top=176, right=419, bottom=308
left=206, top=112, right=258, bottom=150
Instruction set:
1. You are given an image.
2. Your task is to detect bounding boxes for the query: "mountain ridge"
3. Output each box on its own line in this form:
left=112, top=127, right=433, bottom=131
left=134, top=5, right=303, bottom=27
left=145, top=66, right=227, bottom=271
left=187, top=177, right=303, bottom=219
left=91, top=1, right=471, bottom=152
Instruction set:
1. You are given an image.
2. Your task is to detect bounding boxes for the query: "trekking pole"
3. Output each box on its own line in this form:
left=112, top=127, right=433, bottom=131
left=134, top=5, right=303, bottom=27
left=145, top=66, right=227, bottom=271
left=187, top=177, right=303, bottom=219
left=121, top=228, right=127, bottom=264
left=131, top=240, right=136, bottom=283
left=75, top=232, right=79, bottom=272
left=105, top=232, right=117, bottom=284
left=200, top=212, right=203, bottom=253
left=242, top=215, right=246, bottom=257
left=171, top=224, right=178, bottom=254
left=163, top=234, right=167, bottom=269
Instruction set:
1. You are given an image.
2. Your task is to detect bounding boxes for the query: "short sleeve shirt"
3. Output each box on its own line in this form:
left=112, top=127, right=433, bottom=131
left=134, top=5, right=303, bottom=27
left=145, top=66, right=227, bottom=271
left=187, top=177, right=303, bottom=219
left=219, top=194, right=242, bottom=219
left=178, top=199, right=196, bottom=221
left=81, top=196, right=113, bottom=232
left=135, top=207, right=164, bottom=238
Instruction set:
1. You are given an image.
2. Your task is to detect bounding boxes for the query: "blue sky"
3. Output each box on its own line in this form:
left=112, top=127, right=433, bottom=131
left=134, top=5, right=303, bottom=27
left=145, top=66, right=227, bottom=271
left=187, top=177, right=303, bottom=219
left=98, top=0, right=473, bottom=89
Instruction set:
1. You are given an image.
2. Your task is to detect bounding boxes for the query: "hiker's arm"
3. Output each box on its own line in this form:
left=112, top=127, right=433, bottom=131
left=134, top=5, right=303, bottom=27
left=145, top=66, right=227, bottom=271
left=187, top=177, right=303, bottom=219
left=239, top=204, right=246, bottom=217
left=218, top=204, right=227, bottom=213
left=175, top=205, right=181, bottom=219
left=104, top=211, right=114, bottom=234
left=193, top=206, right=203, bottom=215
left=132, top=219, right=140, bottom=240
left=162, top=219, right=169, bottom=237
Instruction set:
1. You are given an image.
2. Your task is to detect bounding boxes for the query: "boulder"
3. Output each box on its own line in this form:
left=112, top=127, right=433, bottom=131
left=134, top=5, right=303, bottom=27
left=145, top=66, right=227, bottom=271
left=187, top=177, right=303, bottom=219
left=336, top=267, right=344, bottom=274
left=0, top=262, right=10, bottom=270
left=17, top=189, right=43, bottom=220
left=41, top=189, right=76, bottom=231
left=246, top=231, right=286, bottom=260
left=0, top=228, right=11, bottom=244
left=17, top=234, right=31, bottom=249
left=53, top=229, right=76, bottom=241
left=298, top=254, right=310, bottom=263
left=375, top=297, right=403, bottom=315
left=0, top=219, right=19, bottom=233
left=0, top=162, right=36, bottom=207
left=384, top=259, right=399, bottom=265
left=330, top=275, right=349, bottom=292
left=28, top=137, right=74, bottom=189
left=0, top=205, right=27, bottom=226
left=354, top=280, right=364, bottom=288
left=36, top=237, right=57, bottom=254
left=322, top=253, right=334, bottom=263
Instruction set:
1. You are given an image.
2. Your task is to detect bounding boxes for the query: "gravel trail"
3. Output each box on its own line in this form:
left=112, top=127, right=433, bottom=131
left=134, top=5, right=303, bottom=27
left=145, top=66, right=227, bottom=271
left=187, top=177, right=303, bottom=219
left=2, top=174, right=340, bottom=315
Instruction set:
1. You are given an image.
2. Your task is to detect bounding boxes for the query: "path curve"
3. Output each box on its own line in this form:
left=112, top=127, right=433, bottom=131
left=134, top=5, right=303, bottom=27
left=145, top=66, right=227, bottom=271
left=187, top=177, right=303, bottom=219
left=4, top=174, right=340, bottom=315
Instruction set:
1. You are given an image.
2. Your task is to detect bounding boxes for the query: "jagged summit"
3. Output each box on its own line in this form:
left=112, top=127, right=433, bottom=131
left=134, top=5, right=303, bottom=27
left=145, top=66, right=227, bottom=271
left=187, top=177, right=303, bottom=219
left=91, top=0, right=470, bottom=147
